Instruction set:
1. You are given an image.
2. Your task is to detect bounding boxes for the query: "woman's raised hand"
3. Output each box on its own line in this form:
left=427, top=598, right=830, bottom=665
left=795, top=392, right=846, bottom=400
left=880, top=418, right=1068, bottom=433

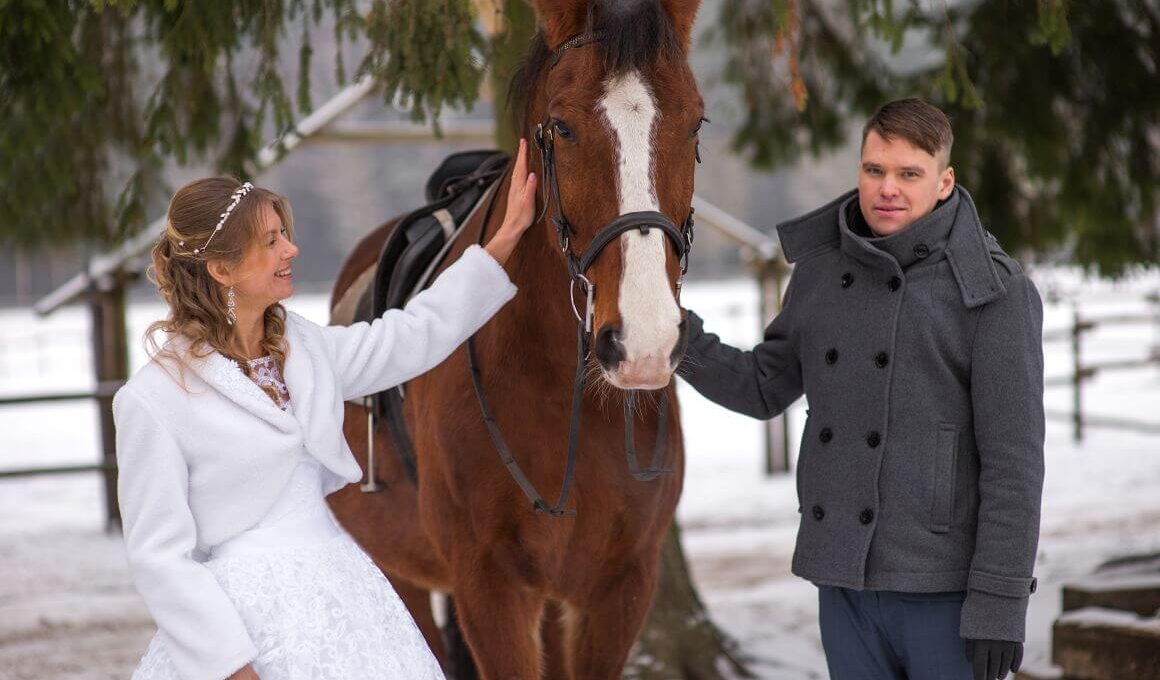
left=485, top=138, right=538, bottom=265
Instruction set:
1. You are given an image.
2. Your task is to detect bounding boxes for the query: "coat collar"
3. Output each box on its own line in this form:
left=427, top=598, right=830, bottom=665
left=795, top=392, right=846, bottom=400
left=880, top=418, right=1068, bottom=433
left=941, top=187, right=1007, bottom=307
left=165, top=328, right=310, bottom=433
left=838, top=189, right=957, bottom=271
left=776, top=185, right=1005, bottom=308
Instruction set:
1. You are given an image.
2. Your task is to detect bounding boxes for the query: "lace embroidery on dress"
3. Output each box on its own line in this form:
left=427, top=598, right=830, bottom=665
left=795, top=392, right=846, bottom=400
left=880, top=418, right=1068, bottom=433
left=132, top=534, right=446, bottom=680
left=131, top=458, right=445, bottom=679
left=246, top=355, right=291, bottom=410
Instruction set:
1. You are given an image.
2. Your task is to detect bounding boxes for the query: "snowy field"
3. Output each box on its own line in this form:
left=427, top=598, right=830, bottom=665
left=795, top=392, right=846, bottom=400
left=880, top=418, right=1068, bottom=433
left=0, top=269, right=1158, bottom=679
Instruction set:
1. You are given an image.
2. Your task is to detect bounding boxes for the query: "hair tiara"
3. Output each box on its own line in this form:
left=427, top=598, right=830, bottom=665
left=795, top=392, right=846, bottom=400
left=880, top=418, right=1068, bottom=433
left=178, top=181, right=254, bottom=256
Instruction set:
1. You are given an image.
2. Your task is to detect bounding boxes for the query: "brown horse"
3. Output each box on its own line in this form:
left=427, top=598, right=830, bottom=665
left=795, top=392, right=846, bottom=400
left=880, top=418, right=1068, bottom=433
left=327, top=1, right=705, bottom=677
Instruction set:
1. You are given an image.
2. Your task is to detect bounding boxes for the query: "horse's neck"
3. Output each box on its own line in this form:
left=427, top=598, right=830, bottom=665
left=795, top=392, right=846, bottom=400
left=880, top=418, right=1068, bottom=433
left=474, top=202, right=586, bottom=377
left=506, top=224, right=577, bottom=346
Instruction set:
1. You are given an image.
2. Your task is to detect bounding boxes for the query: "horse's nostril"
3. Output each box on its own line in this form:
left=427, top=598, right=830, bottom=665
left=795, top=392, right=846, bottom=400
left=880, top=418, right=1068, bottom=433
left=594, top=325, right=626, bottom=367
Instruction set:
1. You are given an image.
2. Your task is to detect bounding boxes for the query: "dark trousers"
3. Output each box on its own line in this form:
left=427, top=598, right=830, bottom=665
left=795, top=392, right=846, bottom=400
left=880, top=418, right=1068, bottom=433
left=818, top=586, right=975, bottom=680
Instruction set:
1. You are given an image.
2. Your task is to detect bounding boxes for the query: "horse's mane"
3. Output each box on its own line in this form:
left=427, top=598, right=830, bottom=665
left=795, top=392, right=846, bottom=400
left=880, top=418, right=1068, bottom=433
left=507, top=0, right=685, bottom=131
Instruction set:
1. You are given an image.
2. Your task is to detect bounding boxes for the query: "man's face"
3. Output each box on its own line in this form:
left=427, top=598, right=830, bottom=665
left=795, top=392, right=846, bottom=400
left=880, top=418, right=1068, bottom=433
left=858, top=130, right=955, bottom=236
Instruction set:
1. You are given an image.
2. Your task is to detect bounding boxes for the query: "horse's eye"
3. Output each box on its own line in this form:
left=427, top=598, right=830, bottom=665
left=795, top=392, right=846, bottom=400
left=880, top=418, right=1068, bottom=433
left=691, top=115, right=709, bottom=138
left=553, top=119, right=574, bottom=140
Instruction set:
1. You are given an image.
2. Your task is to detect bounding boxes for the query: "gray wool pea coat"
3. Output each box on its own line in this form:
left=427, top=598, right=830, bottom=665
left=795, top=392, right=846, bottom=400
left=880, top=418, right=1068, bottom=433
left=682, top=185, right=1044, bottom=642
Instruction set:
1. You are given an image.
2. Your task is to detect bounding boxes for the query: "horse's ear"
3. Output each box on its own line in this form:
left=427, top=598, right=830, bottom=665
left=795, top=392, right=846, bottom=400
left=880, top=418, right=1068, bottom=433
left=659, top=0, right=701, bottom=51
left=528, top=0, right=590, bottom=49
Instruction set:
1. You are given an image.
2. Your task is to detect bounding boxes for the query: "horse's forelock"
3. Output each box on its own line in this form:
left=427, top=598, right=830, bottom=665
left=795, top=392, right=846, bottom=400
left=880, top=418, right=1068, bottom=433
left=589, top=0, right=684, bottom=76
left=507, top=0, right=684, bottom=132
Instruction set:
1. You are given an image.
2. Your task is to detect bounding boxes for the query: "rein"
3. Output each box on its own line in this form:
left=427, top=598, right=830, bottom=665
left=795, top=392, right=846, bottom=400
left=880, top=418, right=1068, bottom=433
left=467, top=31, right=695, bottom=517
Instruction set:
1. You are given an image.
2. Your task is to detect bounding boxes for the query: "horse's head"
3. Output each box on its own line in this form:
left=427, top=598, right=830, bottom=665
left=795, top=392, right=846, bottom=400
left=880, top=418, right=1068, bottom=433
left=518, top=0, right=703, bottom=391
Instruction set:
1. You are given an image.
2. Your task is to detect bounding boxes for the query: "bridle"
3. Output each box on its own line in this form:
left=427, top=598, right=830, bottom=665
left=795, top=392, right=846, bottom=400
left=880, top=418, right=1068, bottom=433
left=532, top=33, right=695, bottom=334
left=467, top=31, right=697, bottom=517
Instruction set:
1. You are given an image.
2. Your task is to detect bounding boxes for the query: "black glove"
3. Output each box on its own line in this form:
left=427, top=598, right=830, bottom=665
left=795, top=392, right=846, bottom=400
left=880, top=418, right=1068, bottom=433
left=964, top=638, right=1024, bottom=680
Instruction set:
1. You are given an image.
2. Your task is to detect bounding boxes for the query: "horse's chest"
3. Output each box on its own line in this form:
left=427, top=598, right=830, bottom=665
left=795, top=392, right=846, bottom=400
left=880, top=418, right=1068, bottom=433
left=529, top=496, right=668, bottom=588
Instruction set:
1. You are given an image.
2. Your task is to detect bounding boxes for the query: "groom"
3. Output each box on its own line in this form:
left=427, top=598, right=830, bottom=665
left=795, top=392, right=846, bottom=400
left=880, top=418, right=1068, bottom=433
left=681, top=98, right=1044, bottom=680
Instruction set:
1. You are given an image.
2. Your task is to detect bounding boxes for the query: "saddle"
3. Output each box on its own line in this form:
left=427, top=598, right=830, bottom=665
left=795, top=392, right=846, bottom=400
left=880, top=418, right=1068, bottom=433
left=332, top=149, right=510, bottom=485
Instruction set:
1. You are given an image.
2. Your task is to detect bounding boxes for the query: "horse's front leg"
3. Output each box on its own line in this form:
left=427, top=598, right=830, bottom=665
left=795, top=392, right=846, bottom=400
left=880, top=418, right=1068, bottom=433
left=451, top=553, right=546, bottom=680
left=564, top=556, right=660, bottom=680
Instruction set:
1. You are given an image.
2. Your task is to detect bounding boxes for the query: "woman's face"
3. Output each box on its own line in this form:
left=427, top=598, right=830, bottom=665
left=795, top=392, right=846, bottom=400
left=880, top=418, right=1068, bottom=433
left=229, top=202, right=299, bottom=312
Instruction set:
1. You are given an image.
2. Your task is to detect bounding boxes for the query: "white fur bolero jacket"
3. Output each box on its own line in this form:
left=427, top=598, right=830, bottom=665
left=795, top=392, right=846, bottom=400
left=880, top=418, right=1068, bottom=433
left=113, top=245, right=516, bottom=680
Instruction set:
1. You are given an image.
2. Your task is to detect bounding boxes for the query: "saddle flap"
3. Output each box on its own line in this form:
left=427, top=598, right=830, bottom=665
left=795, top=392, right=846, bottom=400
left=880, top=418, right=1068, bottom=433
left=335, top=149, right=509, bottom=488
left=370, top=150, right=510, bottom=321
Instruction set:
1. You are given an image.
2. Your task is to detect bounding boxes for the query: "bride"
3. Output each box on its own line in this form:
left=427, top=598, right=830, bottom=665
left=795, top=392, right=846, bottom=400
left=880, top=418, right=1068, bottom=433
left=115, top=142, right=536, bottom=679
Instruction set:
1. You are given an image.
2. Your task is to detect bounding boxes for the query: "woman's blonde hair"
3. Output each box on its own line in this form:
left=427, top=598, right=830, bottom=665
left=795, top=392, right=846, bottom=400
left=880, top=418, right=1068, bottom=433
left=145, top=177, right=296, bottom=403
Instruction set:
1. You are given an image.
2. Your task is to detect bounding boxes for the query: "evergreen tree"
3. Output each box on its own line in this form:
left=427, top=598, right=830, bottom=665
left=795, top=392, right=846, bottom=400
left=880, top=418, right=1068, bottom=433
left=3, top=1, right=1156, bottom=272
left=2, top=2, right=1156, bottom=674
left=714, top=0, right=1159, bottom=274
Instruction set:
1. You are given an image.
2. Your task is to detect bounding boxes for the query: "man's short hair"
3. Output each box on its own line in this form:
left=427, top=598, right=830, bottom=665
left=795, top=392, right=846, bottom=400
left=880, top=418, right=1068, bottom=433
left=862, top=98, right=954, bottom=166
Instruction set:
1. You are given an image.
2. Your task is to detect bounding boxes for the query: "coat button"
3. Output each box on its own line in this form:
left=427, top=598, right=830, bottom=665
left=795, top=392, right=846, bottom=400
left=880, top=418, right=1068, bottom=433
left=825, top=348, right=839, bottom=365
left=866, top=431, right=881, bottom=448
left=812, top=505, right=825, bottom=521
left=888, top=276, right=901, bottom=292
left=1030, top=578, right=1038, bottom=594
left=875, top=351, right=889, bottom=368
left=840, top=272, right=854, bottom=288
left=914, top=243, right=930, bottom=258
left=819, top=427, right=833, bottom=443
left=860, top=508, right=875, bottom=525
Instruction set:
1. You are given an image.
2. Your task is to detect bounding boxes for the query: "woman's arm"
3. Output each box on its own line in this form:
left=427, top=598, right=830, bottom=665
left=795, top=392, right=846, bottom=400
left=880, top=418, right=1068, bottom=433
left=323, top=140, right=537, bottom=401
left=114, top=386, right=259, bottom=680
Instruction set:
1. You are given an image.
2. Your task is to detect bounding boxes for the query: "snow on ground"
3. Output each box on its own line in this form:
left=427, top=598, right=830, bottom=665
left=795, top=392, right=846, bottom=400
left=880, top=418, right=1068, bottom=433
left=0, top=268, right=1158, bottom=680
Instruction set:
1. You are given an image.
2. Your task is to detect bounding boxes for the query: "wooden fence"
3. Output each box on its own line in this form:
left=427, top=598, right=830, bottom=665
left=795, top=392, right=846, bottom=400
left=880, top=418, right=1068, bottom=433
left=1042, top=292, right=1160, bottom=441
left=0, top=275, right=129, bottom=531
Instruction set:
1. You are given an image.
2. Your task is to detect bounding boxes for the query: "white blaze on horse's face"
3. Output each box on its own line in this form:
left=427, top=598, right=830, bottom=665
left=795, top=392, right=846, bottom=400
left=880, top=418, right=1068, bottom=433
left=598, top=70, right=682, bottom=390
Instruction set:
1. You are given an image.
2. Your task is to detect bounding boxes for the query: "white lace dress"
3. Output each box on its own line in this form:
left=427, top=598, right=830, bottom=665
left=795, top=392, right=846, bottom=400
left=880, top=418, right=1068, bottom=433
left=132, top=357, right=444, bottom=680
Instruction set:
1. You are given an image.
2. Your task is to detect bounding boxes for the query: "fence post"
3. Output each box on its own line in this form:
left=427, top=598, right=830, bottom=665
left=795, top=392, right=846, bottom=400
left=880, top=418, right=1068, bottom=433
left=1072, top=305, right=1083, bottom=443
left=752, top=251, right=791, bottom=475
left=90, top=266, right=129, bottom=532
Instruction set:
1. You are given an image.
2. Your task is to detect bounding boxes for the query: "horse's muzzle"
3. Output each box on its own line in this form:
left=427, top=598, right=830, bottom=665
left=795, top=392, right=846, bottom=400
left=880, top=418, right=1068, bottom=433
left=594, top=320, right=687, bottom=390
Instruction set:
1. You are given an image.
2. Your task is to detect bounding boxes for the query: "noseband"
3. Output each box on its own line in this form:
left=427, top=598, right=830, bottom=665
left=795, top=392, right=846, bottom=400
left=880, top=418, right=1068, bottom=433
left=467, top=32, right=697, bottom=517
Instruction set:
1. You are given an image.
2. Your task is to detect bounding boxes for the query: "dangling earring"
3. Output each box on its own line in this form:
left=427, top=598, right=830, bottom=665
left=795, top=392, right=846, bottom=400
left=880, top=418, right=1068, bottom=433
left=226, top=286, right=237, bottom=326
